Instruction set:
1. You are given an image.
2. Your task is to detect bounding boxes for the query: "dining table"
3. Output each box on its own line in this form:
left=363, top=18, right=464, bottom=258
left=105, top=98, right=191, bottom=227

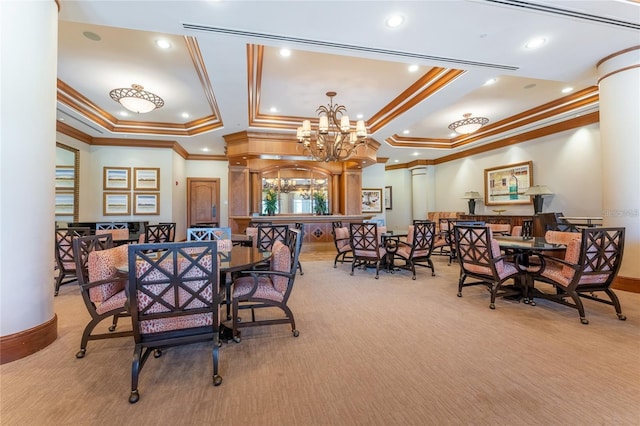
left=380, top=231, right=408, bottom=273
left=493, top=235, right=566, bottom=305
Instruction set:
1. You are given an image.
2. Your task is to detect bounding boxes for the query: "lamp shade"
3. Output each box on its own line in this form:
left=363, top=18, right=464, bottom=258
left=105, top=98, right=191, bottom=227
left=109, top=84, right=164, bottom=114
left=523, top=185, right=553, bottom=196
left=462, top=191, right=482, bottom=199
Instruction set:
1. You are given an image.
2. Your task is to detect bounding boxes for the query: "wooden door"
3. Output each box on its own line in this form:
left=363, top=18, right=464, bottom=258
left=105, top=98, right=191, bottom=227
left=187, top=178, right=220, bottom=228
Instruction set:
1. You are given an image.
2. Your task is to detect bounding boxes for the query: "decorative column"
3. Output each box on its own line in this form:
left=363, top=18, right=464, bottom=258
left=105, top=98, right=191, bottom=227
left=411, top=167, right=428, bottom=221
left=0, top=1, right=58, bottom=363
left=597, top=46, right=640, bottom=289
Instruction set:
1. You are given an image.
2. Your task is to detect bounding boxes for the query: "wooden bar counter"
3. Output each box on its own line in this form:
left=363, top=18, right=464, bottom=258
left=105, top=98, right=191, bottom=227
left=230, top=215, right=372, bottom=245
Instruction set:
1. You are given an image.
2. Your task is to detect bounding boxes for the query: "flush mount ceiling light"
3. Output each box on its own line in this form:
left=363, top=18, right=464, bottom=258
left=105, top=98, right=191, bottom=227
left=109, top=84, right=164, bottom=114
left=448, top=113, right=489, bottom=135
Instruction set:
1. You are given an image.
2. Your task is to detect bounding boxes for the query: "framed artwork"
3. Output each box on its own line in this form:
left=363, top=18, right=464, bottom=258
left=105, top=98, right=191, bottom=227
left=384, top=186, right=392, bottom=210
left=484, top=161, right=533, bottom=206
left=103, top=192, right=131, bottom=215
left=55, top=166, right=75, bottom=189
left=55, top=192, right=74, bottom=215
left=134, top=192, right=160, bottom=215
left=103, top=167, right=130, bottom=190
left=134, top=167, right=160, bottom=191
left=361, top=188, right=383, bottom=213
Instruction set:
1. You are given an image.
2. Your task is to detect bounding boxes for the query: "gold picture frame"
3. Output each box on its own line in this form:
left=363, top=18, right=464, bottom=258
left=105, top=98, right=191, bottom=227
left=484, top=161, right=533, bottom=206
left=133, top=167, right=160, bottom=191
left=103, top=167, right=131, bottom=190
left=103, top=192, right=131, bottom=215
left=133, top=192, right=160, bottom=215
left=362, top=188, right=383, bottom=213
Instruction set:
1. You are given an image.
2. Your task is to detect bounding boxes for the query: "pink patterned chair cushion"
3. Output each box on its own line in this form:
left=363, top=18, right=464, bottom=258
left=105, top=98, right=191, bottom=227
left=397, top=226, right=430, bottom=258
left=95, top=290, right=127, bottom=315
left=511, top=226, right=522, bottom=237
left=545, top=231, right=580, bottom=245
left=87, top=244, right=128, bottom=303
left=134, top=253, right=216, bottom=334
left=354, top=247, right=386, bottom=257
left=233, top=276, right=285, bottom=302
left=96, top=228, right=130, bottom=240
left=335, top=227, right=350, bottom=252
left=489, top=223, right=511, bottom=235
left=463, top=239, right=517, bottom=279
left=245, top=227, right=258, bottom=247
left=269, top=240, right=291, bottom=293
left=406, top=225, right=415, bottom=245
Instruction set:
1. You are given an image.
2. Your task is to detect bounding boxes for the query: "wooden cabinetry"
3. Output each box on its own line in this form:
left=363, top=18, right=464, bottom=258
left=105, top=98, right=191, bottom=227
left=458, top=214, right=534, bottom=233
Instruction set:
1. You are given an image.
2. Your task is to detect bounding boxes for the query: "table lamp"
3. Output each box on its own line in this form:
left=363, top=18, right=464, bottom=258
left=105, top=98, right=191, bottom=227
left=523, top=185, right=553, bottom=214
left=462, top=191, right=482, bottom=215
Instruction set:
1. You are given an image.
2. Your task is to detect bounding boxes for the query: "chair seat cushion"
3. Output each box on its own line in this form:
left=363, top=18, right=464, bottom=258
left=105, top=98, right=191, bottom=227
left=540, top=264, right=611, bottom=287
left=335, top=227, right=350, bottom=251
left=140, top=313, right=213, bottom=335
left=233, top=275, right=284, bottom=302
left=95, top=289, right=127, bottom=315
left=354, top=247, right=386, bottom=257
left=88, top=245, right=128, bottom=303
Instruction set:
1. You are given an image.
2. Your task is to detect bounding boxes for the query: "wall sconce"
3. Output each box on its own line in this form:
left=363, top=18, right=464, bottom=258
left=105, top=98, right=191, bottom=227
left=523, top=185, right=553, bottom=214
left=462, top=191, right=482, bottom=215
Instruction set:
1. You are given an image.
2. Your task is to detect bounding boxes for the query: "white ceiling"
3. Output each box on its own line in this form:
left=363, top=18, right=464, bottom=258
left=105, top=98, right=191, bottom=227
left=57, top=0, right=640, bottom=164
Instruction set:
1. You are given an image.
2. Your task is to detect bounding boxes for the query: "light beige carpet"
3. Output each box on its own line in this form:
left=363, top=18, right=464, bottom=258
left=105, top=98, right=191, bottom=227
left=1, top=252, right=639, bottom=425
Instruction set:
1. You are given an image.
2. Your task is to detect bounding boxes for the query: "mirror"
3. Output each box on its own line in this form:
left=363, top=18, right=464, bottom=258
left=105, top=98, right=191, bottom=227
left=261, top=168, right=329, bottom=215
left=55, top=143, right=79, bottom=221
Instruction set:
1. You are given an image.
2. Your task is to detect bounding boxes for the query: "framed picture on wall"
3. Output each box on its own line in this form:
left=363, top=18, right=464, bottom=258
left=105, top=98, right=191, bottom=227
left=361, top=188, right=383, bottom=213
left=384, top=186, right=392, bottom=210
left=103, top=167, right=131, bottom=190
left=55, top=166, right=75, bottom=189
left=134, top=192, right=160, bottom=215
left=484, top=161, right=533, bottom=206
left=55, top=192, right=74, bottom=215
left=103, top=192, right=131, bottom=215
left=134, top=167, right=160, bottom=191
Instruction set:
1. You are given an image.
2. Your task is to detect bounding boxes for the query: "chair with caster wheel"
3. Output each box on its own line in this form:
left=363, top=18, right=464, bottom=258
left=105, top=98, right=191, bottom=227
left=127, top=241, right=223, bottom=403
left=393, top=221, right=437, bottom=280
left=72, top=234, right=132, bottom=359
left=231, top=228, right=303, bottom=341
left=532, top=227, right=626, bottom=325
left=54, top=226, right=90, bottom=295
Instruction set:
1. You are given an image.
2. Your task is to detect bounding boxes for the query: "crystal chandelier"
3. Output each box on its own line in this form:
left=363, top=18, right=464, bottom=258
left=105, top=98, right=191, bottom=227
left=297, top=91, right=368, bottom=162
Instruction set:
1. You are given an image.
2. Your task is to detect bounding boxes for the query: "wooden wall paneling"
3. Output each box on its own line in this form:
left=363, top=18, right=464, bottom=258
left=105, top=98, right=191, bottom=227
left=228, top=167, right=249, bottom=232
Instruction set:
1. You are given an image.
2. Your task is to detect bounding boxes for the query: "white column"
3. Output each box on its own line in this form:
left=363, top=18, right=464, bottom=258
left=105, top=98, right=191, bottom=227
left=411, top=167, right=428, bottom=221
left=597, top=46, right=640, bottom=281
left=0, top=2, right=58, bottom=342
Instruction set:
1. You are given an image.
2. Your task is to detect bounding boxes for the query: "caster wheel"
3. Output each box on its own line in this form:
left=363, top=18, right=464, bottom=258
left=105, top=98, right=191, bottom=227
left=233, top=336, right=241, bottom=343
left=333, top=265, right=337, bottom=268
left=457, top=292, right=462, bottom=297
left=580, top=318, right=589, bottom=325
left=154, top=349, right=162, bottom=358
left=489, top=303, right=496, bottom=310
left=375, top=276, right=379, bottom=279
left=412, top=276, right=416, bottom=280
left=292, top=330, right=299, bottom=337
left=431, top=272, right=435, bottom=276
left=530, top=301, right=536, bottom=306
left=54, top=291, right=59, bottom=297
left=129, top=390, right=139, bottom=404
left=108, top=325, right=117, bottom=332
left=76, top=349, right=86, bottom=359
left=350, top=272, right=354, bottom=276
left=213, top=375, right=223, bottom=386
left=217, top=340, right=222, bottom=347
left=618, top=314, right=627, bottom=321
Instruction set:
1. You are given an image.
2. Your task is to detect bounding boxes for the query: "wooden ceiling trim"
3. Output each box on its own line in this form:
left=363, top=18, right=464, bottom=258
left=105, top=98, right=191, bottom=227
left=184, top=36, right=222, bottom=123
left=56, top=121, right=92, bottom=144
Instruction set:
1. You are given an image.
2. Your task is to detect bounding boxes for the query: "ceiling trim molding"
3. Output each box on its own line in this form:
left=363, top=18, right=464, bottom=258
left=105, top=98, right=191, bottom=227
left=184, top=35, right=223, bottom=127
left=183, top=23, right=519, bottom=71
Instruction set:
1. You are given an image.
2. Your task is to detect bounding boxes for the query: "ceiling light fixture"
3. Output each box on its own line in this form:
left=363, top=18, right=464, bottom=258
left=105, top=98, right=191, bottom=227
left=386, top=15, right=404, bottom=28
left=297, top=91, right=368, bottom=162
left=448, top=113, right=489, bottom=135
left=109, top=84, right=164, bottom=114
left=525, top=37, right=547, bottom=49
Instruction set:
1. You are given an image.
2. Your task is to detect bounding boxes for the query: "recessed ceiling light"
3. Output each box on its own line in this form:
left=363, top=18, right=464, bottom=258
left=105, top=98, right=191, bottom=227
left=412, top=152, right=419, bottom=156
left=408, top=64, right=419, bottom=73
left=279, top=48, right=291, bottom=57
left=562, top=87, right=573, bottom=93
left=403, top=130, right=410, bottom=135
left=119, top=111, right=129, bottom=117
left=270, top=107, right=278, bottom=113
left=181, top=112, right=190, bottom=118
left=59, top=117, right=65, bottom=121
left=156, top=39, right=171, bottom=49
left=202, top=147, right=209, bottom=152
left=450, top=132, right=457, bottom=137
left=386, top=15, right=404, bottom=28
left=484, top=78, right=497, bottom=85
left=356, top=113, right=363, bottom=119
left=394, top=159, right=399, bottom=163
left=525, top=37, right=547, bottom=49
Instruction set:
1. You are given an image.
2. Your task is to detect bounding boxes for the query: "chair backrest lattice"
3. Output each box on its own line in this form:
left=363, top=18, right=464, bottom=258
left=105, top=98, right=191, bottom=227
left=73, top=233, right=114, bottom=285
left=574, top=228, right=625, bottom=285
left=350, top=223, right=380, bottom=252
left=55, top=227, right=91, bottom=268
left=96, top=222, right=129, bottom=230
left=187, top=227, right=231, bottom=241
left=454, top=225, right=496, bottom=274
left=256, top=225, right=289, bottom=251
left=409, top=221, right=436, bottom=253
left=144, top=223, right=176, bottom=244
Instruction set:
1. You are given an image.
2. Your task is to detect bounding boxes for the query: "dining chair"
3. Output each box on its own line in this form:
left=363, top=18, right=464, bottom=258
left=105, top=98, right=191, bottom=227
left=141, top=223, right=175, bottom=244
left=187, top=227, right=231, bottom=241
left=256, top=224, right=289, bottom=251
left=72, top=234, right=131, bottom=358
left=532, top=227, right=626, bottom=324
left=349, top=222, right=386, bottom=279
left=54, top=226, right=91, bottom=296
left=332, top=223, right=353, bottom=268
left=453, top=224, right=520, bottom=309
left=127, top=241, right=222, bottom=403
left=393, top=221, right=437, bottom=279
left=231, top=228, right=302, bottom=342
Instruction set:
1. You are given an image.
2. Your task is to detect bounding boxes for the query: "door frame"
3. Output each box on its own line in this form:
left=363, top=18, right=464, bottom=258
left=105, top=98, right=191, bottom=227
left=186, top=177, right=220, bottom=229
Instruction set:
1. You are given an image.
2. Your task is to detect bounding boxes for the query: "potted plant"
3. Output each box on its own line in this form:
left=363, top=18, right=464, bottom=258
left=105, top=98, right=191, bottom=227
left=313, top=191, right=328, bottom=215
left=264, top=188, right=278, bottom=215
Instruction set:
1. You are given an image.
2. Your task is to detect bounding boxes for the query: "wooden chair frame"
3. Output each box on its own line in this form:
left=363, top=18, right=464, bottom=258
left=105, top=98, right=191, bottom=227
left=332, top=222, right=353, bottom=268
left=54, top=226, right=90, bottom=295
left=532, top=227, right=626, bottom=324
left=127, top=241, right=222, bottom=403
left=349, top=223, right=385, bottom=279
left=143, top=223, right=175, bottom=243
left=187, top=227, right=231, bottom=241
left=72, top=234, right=132, bottom=358
left=393, top=221, right=436, bottom=279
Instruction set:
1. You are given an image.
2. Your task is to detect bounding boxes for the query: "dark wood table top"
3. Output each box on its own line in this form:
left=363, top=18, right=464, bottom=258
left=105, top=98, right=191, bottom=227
left=493, top=235, right=565, bottom=251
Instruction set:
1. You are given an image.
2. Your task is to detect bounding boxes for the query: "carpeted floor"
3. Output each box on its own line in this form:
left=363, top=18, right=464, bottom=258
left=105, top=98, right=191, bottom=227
left=1, top=251, right=639, bottom=425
